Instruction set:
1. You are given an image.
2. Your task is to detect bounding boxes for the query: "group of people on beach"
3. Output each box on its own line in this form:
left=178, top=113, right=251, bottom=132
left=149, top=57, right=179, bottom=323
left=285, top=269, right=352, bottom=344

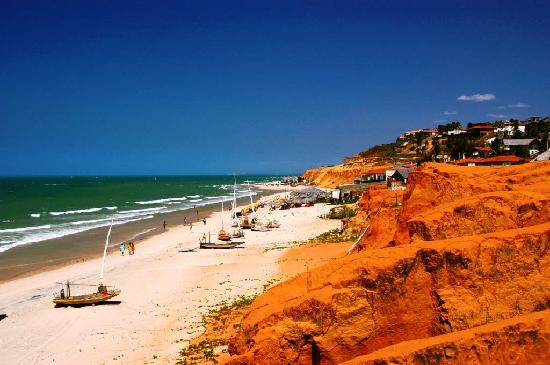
left=181, top=216, right=207, bottom=230
left=119, top=241, right=135, bottom=256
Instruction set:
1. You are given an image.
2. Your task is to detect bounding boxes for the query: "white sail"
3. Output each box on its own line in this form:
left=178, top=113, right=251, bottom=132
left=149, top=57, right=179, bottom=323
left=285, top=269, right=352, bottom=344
left=247, top=180, right=256, bottom=216
left=221, top=200, right=224, bottom=229
left=99, top=220, right=114, bottom=285
left=233, top=176, right=241, bottom=227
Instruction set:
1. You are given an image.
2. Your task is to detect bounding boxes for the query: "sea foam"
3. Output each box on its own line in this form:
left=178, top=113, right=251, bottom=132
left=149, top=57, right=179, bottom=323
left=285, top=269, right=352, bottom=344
left=135, top=197, right=187, bottom=205
left=0, top=216, right=155, bottom=254
left=118, top=207, right=165, bottom=215
left=0, top=225, right=52, bottom=233
left=49, top=207, right=103, bottom=216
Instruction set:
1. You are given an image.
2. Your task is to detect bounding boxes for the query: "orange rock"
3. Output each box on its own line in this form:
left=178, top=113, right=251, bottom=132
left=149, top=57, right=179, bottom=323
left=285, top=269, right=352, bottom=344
left=223, top=161, right=550, bottom=364
left=341, top=310, right=550, bottom=365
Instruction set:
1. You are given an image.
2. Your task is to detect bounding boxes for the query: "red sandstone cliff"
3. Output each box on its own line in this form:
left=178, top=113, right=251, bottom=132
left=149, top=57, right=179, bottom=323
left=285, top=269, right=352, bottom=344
left=303, top=164, right=392, bottom=188
left=222, top=162, right=550, bottom=364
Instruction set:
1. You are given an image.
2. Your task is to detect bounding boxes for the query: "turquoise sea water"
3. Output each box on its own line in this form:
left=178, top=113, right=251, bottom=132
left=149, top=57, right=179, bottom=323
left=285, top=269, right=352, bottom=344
left=0, top=175, right=278, bottom=253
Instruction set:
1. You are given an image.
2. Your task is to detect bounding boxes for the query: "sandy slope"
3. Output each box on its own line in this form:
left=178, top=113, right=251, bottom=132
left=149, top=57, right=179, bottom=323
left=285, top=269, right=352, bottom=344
left=0, top=194, right=340, bottom=365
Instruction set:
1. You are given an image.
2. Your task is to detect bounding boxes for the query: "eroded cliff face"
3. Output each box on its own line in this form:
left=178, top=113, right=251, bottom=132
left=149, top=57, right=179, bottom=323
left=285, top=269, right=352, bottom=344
left=223, top=162, right=550, bottom=364
left=303, top=164, right=391, bottom=188
left=355, top=161, right=550, bottom=249
left=341, top=310, right=550, bottom=365
left=225, top=225, right=550, bottom=364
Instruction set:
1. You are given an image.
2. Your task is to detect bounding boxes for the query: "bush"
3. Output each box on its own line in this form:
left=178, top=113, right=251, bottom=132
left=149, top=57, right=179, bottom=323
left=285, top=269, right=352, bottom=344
left=328, top=206, right=356, bottom=219
left=357, top=143, right=397, bottom=158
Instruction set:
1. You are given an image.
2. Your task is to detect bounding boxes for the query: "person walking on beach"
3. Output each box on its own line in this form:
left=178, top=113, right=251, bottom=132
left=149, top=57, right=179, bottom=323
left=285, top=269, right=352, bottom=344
left=129, top=242, right=135, bottom=255
left=189, top=221, right=193, bottom=230
left=184, top=217, right=187, bottom=226
left=163, top=220, right=166, bottom=231
left=119, top=242, right=125, bottom=256
left=202, top=218, right=206, bottom=225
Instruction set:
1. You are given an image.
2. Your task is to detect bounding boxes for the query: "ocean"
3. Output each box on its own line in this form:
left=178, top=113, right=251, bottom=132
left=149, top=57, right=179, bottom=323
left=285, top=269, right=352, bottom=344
left=0, top=175, right=278, bottom=254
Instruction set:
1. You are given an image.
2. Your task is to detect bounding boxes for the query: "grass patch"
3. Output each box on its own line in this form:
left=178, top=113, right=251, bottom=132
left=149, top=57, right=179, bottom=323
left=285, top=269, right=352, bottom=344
left=311, top=229, right=358, bottom=243
left=202, top=294, right=258, bottom=325
left=327, top=206, right=356, bottom=219
left=179, top=295, right=258, bottom=364
left=262, top=240, right=307, bottom=252
left=177, top=338, right=228, bottom=364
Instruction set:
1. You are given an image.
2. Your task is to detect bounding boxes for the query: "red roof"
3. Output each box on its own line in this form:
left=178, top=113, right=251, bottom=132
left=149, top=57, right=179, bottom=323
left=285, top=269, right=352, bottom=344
left=474, top=147, right=492, bottom=152
left=469, top=124, right=495, bottom=130
left=455, top=156, right=526, bottom=165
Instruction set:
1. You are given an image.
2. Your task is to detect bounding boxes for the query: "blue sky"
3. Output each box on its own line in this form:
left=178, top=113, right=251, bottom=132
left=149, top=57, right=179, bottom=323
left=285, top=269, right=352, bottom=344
left=1, top=0, right=549, bottom=175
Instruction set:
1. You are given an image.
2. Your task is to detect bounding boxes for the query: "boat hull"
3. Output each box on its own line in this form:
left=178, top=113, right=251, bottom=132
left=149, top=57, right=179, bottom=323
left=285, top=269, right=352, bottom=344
left=53, top=289, right=121, bottom=307
left=200, top=243, right=239, bottom=249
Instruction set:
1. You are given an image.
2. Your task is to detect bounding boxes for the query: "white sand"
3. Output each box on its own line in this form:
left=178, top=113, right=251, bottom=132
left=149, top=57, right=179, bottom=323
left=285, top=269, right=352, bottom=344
left=0, top=194, right=339, bottom=364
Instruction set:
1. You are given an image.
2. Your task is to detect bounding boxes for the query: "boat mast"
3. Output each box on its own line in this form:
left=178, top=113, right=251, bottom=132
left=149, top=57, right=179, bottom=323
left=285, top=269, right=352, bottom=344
left=247, top=180, right=255, bottom=216
left=99, top=220, right=113, bottom=286
left=233, top=176, right=241, bottom=227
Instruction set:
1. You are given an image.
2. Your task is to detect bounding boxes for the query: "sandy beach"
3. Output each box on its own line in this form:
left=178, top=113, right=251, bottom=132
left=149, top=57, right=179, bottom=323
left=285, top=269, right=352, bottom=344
left=0, top=192, right=339, bottom=364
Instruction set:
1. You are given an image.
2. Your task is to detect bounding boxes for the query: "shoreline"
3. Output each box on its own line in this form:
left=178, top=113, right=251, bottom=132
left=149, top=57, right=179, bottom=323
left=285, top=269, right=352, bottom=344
left=0, top=188, right=339, bottom=364
left=0, top=189, right=277, bottom=283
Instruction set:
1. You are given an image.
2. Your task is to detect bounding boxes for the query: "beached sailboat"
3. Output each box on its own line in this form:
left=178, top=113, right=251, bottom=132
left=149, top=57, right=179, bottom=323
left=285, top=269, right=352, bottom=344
left=251, top=215, right=270, bottom=231
left=53, top=222, right=121, bottom=307
left=267, top=215, right=281, bottom=229
left=200, top=232, right=239, bottom=249
left=240, top=180, right=257, bottom=229
left=230, top=177, right=245, bottom=238
left=218, top=200, right=232, bottom=241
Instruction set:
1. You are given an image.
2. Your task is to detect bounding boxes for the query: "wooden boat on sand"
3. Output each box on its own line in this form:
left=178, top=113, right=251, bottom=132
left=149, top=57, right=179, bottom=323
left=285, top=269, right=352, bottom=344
left=199, top=232, right=240, bottom=249
left=240, top=215, right=253, bottom=229
left=53, top=222, right=120, bottom=307
left=53, top=283, right=120, bottom=307
left=218, top=229, right=231, bottom=241
left=200, top=242, right=240, bottom=249
left=218, top=200, right=232, bottom=241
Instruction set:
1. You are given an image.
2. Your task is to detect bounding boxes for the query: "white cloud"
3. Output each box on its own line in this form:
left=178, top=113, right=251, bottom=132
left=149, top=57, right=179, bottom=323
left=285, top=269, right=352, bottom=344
left=443, top=111, right=457, bottom=115
left=433, top=119, right=447, bottom=124
left=487, top=113, right=507, bottom=119
left=457, top=93, right=496, bottom=102
left=508, top=102, right=530, bottom=108
left=497, top=102, right=530, bottom=109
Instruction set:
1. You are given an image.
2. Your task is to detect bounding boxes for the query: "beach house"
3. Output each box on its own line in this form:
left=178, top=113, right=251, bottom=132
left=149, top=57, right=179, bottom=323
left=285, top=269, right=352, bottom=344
left=468, top=123, right=496, bottom=136
left=353, top=169, right=387, bottom=184
left=503, top=139, right=540, bottom=156
left=454, top=155, right=527, bottom=166
left=386, top=168, right=412, bottom=190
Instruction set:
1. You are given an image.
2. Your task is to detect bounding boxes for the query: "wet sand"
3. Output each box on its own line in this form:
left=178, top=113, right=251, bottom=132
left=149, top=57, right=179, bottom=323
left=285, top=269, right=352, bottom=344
left=0, top=193, right=272, bottom=283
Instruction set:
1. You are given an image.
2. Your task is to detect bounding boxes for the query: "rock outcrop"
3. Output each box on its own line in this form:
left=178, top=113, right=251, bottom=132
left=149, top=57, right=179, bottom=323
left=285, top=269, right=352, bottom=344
left=225, top=224, right=550, bottom=364
left=358, top=161, right=550, bottom=249
left=223, top=162, right=550, bottom=364
left=342, top=310, right=550, bottom=365
left=303, top=164, right=391, bottom=188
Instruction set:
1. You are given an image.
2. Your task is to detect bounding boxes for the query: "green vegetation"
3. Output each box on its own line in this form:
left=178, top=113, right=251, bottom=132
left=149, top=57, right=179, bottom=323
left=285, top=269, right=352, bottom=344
left=178, top=338, right=228, bottom=364
left=178, top=295, right=259, bottom=364
left=327, top=206, right=356, bottom=219
left=526, top=119, right=550, bottom=144
left=312, top=228, right=357, bottom=243
left=437, top=121, right=461, bottom=134
left=356, top=143, right=397, bottom=158
left=212, top=295, right=257, bottom=315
